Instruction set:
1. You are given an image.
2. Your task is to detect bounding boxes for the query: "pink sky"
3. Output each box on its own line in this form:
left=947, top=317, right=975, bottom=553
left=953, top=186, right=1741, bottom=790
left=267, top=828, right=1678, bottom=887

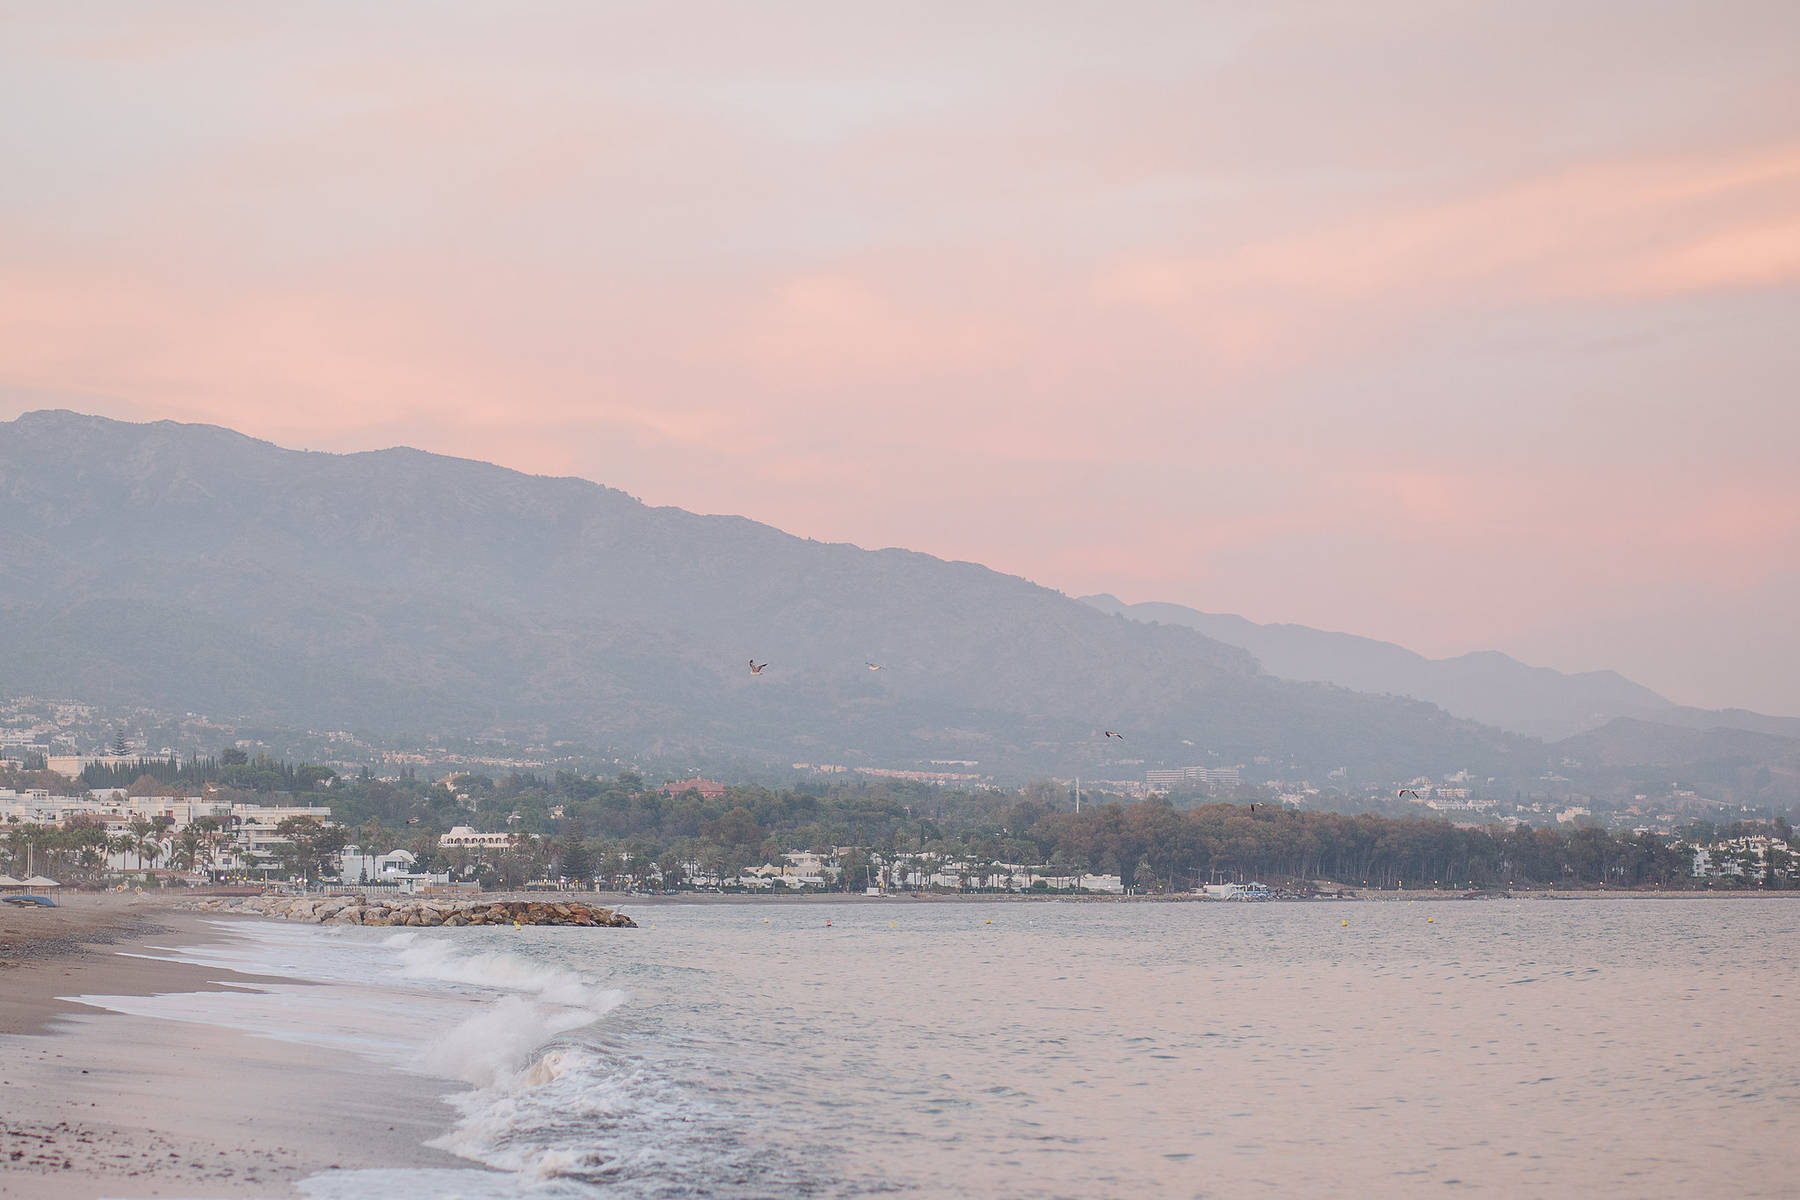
left=4, top=2, right=1798, bottom=714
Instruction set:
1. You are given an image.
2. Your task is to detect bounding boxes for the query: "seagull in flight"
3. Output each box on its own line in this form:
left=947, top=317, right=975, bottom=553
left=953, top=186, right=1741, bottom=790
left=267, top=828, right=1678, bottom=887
left=1397, top=788, right=1420, bottom=799
left=866, top=662, right=882, bottom=671
left=1104, top=730, right=1125, bottom=740
left=749, top=660, right=768, bottom=675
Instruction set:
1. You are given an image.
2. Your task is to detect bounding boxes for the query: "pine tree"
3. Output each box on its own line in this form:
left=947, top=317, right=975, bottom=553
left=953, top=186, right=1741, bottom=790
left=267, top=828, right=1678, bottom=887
left=558, top=835, right=594, bottom=886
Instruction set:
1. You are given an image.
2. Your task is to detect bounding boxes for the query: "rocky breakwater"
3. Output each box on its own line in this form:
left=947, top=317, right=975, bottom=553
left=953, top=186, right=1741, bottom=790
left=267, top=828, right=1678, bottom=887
left=190, top=895, right=636, bottom=928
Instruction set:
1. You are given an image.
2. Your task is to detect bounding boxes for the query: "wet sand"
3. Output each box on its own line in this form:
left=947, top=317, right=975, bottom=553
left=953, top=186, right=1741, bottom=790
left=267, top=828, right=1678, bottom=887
left=0, top=894, right=479, bottom=1199
left=1, top=894, right=280, bottom=1036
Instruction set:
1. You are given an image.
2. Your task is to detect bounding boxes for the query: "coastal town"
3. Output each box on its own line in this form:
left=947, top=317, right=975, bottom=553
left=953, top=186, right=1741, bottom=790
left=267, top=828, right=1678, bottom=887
left=4, top=739, right=1795, bottom=897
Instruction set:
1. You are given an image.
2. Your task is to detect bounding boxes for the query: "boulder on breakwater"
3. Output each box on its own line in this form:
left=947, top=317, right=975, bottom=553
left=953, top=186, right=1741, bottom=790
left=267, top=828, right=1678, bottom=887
left=186, top=895, right=635, bottom=928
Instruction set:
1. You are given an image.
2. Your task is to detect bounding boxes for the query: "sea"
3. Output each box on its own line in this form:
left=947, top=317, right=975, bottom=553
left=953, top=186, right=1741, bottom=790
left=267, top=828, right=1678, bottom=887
left=78, top=897, right=1800, bottom=1198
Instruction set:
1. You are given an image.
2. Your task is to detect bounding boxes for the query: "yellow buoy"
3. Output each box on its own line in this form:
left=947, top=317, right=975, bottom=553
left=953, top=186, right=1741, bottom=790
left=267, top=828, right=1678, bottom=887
left=1427, top=916, right=1434, bottom=923
left=1341, top=919, right=1348, bottom=927
left=985, top=919, right=992, bottom=925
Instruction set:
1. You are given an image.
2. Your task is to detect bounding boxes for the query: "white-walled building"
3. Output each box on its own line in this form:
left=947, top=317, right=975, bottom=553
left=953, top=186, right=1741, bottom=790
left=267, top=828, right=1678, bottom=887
left=335, top=846, right=449, bottom=891
left=440, top=826, right=515, bottom=850
left=1691, top=836, right=1794, bottom=881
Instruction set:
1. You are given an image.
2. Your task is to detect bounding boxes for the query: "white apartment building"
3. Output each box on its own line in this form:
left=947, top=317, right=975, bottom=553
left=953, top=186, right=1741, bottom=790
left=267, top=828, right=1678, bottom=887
left=1145, top=766, right=1244, bottom=789
left=0, top=788, right=62, bottom=824
left=440, top=825, right=516, bottom=850
left=1692, top=836, right=1794, bottom=880
left=230, top=802, right=333, bottom=856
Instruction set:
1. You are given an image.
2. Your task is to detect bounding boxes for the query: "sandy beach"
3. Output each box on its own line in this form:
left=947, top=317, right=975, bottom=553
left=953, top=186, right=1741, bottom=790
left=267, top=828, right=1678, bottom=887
left=0, top=894, right=477, bottom=1199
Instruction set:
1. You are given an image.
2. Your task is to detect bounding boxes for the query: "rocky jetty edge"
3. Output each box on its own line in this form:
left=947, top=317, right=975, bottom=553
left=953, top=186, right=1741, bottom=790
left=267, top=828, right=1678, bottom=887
left=185, top=894, right=636, bottom=928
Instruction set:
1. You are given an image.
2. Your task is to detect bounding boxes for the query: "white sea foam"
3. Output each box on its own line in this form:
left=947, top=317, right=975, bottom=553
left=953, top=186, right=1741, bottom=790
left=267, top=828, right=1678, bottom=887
left=302, top=931, right=674, bottom=1189
left=353, top=932, right=629, bottom=1096
left=387, top=932, right=628, bottom=1014
left=429, top=1048, right=694, bottom=1185
left=422, top=994, right=611, bottom=1089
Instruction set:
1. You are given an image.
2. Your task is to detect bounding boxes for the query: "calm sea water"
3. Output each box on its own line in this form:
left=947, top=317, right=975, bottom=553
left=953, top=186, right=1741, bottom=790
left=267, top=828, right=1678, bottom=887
left=94, top=898, right=1800, bottom=1198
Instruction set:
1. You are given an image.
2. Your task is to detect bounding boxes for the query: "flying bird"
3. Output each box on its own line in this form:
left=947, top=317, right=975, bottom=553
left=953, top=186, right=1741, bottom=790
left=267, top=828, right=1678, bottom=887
left=1248, top=803, right=1262, bottom=812
left=1104, top=730, right=1125, bottom=740
left=866, top=662, right=882, bottom=671
left=749, top=660, right=768, bottom=675
left=1397, top=788, right=1420, bottom=799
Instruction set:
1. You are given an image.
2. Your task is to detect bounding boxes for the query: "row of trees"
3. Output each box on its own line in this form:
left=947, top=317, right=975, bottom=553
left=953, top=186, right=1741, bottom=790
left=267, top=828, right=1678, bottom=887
left=1, top=814, right=248, bottom=878
left=271, top=767, right=1791, bottom=891
left=79, top=749, right=338, bottom=794
left=324, top=806, right=1778, bottom=895
left=15, top=746, right=1795, bottom=890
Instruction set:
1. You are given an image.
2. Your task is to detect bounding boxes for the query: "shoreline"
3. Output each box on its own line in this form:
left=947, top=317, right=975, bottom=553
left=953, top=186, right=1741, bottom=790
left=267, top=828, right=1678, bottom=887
left=0, top=896, right=480, bottom=1199
left=1, top=894, right=289, bottom=1036
left=598, top=886, right=1800, bottom=904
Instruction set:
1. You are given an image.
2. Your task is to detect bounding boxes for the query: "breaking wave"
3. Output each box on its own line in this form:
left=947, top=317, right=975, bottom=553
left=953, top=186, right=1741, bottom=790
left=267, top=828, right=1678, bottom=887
left=382, top=934, right=627, bottom=1090
left=370, top=932, right=762, bottom=1195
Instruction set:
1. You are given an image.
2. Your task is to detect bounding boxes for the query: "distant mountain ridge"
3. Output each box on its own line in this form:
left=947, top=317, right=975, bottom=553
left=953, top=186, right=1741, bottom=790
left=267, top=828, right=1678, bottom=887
left=0, top=410, right=1528, bottom=780
left=1554, top=718, right=1800, bottom=771
left=1080, top=594, right=1799, bottom=742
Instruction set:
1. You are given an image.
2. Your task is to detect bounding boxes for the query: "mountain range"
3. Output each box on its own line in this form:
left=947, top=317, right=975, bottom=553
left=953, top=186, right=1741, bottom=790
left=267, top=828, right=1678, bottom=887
left=0, top=410, right=1793, bottom=798
left=1079, top=596, right=1800, bottom=743
left=0, top=410, right=1526, bottom=781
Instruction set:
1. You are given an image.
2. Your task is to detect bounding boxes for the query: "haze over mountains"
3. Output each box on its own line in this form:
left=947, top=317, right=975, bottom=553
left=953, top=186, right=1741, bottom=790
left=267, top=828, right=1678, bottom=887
left=0, top=411, right=1792, bottom=798
left=1, top=411, right=1527, bottom=780
left=1080, top=596, right=1800, bottom=743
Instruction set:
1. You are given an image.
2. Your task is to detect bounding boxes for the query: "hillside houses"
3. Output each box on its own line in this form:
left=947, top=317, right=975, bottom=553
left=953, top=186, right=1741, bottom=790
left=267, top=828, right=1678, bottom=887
left=1691, top=835, right=1795, bottom=882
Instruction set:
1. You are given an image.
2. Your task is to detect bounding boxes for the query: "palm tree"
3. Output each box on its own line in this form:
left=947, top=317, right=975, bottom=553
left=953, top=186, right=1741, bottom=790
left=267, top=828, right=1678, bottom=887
left=133, top=822, right=164, bottom=873
left=189, top=817, right=226, bottom=878
left=107, top=833, right=135, bottom=871
left=1757, top=843, right=1789, bottom=888
left=3, top=823, right=30, bottom=874
left=126, top=817, right=155, bottom=869
left=172, top=827, right=203, bottom=872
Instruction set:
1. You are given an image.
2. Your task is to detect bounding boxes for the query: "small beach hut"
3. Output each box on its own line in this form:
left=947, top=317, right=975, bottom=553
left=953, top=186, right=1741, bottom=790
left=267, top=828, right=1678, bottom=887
left=23, top=875, right=61, bottom=888
left=0, top=874, right=24, bottom=889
